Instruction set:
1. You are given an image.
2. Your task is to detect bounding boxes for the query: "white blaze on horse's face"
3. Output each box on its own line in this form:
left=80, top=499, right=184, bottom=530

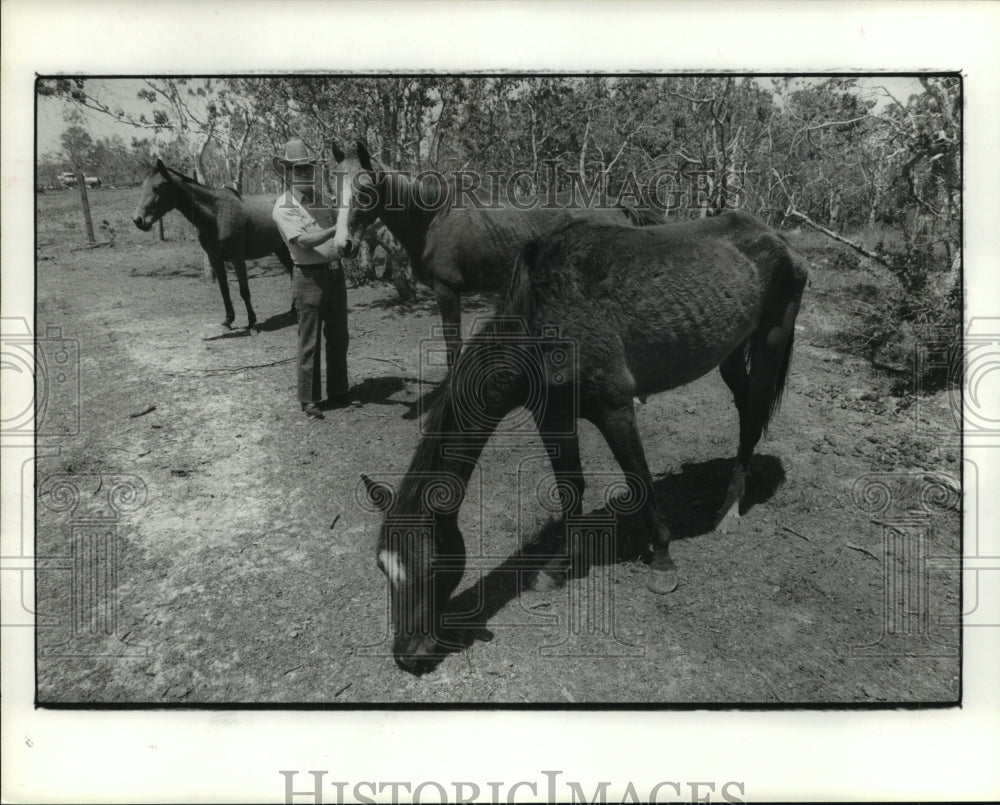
left=332, top=170, right=353, bottom=253
left=378, top=549, right=407, bottom=587
left=333, top=167, right=378, bottom=257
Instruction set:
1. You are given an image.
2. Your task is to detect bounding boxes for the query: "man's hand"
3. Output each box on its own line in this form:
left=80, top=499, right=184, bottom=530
left=293, top=225, right=337, bottom=250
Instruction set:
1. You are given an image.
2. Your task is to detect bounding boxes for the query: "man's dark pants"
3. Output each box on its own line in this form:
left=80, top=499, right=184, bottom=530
left=294, top=264, right=348, bottom=403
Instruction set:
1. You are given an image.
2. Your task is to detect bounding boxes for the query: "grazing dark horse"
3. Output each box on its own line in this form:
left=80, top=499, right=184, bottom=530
left=361, top=210, right=808, bottom=673
left=132, top=160, right=294, bottom=330
left=330, top=141, right=661, bottom=364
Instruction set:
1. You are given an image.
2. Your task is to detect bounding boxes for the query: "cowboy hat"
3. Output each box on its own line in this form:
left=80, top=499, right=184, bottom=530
left=272, top=138, right=326, bottom=174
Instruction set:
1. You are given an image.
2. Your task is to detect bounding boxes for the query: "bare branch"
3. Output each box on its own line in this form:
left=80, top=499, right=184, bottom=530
left=787, top=209, right=893, bottom=268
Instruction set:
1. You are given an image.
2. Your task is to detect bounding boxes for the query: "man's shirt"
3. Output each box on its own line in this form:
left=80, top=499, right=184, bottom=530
left=272, top=190, right=339, bottom=265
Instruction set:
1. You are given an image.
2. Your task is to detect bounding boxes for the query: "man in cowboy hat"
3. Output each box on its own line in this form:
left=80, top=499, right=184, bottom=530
left=272, top=137, right=350, bottom=419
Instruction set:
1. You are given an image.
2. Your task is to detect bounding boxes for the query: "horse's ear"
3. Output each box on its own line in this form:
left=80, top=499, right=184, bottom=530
left=330, top=142, right=345, bottom=163
left=356, top=140, right=373, bottom=172
left=361, top=474, right=393, bottom=512
left=155, top=159, right=169, bottom=178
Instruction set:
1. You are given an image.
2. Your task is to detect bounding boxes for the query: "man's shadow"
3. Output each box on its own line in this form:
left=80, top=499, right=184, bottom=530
left=424, top=454, right=786, bottom=664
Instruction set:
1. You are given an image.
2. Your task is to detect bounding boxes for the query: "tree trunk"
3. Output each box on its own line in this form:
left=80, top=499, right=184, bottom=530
left=74, top=166, right=96, bottom=243
left=233, top=151, right=245, bottom=194
left=191, top=136, right=215, bottom=281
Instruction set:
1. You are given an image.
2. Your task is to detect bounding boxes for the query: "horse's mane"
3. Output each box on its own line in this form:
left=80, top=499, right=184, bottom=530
left=160, top=165, right=201, bottom=185
left=341, top=146, right=456, bottom=214
left=158, top=163, right=244, bottom=198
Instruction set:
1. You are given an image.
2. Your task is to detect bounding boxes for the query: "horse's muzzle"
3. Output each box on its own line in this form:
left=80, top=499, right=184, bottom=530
left=133, top=216, right=152, bottom=232
left=393, top=634, right=439, bottom=676
left=339, top=238, right=357, bottom=259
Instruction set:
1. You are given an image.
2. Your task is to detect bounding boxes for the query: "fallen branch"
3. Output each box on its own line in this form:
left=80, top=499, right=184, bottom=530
left=70, top=240, right=114, bottom=251
left=847, top=543, right=880, bottom=561
left=129, top=405, right=157, bottom=418
left=782, top=525, right=811, bottom=542
left=363, top=356, right=406, bottom=370
left=180, top=357, right=295, bottom=375
left=787, top=210, right=893, bottom=268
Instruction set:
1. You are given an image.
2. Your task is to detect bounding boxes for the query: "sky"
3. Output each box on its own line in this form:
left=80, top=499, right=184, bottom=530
left=37, top=79, right=161, bottom=156
left=36, top=75, right=925, bottom=160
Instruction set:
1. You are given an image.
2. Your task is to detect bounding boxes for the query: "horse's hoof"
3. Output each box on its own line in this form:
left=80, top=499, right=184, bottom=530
left=646, top=565, right=679, bottom=594
left=221, top=321, right=233, bottom=330
left=528, top=568, right=566, bottom=592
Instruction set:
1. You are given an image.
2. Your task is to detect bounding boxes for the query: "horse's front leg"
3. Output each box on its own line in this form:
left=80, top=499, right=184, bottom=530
left=589, top=400, right=678, bottom=594
left=233, top=258, right=257, bottom=332
left=209, top=255, right=236, bottom=329
left=433, top=280, right=462, bottom=368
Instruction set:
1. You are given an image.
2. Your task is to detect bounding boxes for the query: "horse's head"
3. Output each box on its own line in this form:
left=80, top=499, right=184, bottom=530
left=361, top=474, right=466, bottom=675
left=331, top=140, right=383, bottom=258
left=132, top=160, right=177, bottom=231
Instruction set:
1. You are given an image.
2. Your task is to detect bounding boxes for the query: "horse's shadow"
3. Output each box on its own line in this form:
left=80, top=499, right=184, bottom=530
left=347, top=375, right=443, bottom=416
left=255, top=309, right=298, bottom=332
left=201, top=328, right=254, bottom=341
left=352, top=294, right=437, bottom=313
left=430, top=454, right=785, bottom=662
left=401, top=376, right=446, bottom=420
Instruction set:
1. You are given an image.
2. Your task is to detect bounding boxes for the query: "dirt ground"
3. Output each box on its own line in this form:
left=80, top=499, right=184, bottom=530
left=32, top=187, right=961, bottom=704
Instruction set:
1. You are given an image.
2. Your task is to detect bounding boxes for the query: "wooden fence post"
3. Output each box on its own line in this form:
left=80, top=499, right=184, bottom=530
left=74, top=166, right=96, bottom=243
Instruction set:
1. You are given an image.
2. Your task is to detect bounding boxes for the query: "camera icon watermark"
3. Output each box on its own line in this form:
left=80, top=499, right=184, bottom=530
left=914, top=317, right=1000, bottom=441
left=0, top=316, right=81, bottom=439
left=417, top=317, right=579, bottom=438
left=951, top=317, right=1000, bottom=440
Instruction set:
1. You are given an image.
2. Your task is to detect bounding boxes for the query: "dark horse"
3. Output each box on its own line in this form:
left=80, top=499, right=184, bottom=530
left=132, top=160, right=294, bottom=330
left=330, top=141, right=662, bottom=363
left=361, top=210, right=808, bottom=673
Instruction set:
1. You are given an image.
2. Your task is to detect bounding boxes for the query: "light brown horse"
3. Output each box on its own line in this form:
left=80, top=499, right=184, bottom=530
left=330, top=141, right=662, bottom=364
left=362, top=210, right=808, bottom=674
left=132, top=160, right=294, bottom=330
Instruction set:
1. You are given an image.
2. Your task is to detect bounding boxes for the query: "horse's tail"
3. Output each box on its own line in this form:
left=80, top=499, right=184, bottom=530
left=768, top=326, right=795, bottom=428
left=498, top=237, right=541, bottom=325
left=759, top=250, right=807, bottom=432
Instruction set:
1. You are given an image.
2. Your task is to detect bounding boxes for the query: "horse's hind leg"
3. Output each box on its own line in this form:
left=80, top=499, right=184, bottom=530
left=716, top=342, right=751, bottom=532
left=210, top=255, right=236, bottom=329
left=528, top=394, right=585, bottom=592
left=715, top=270, right=804, bottom=532
left=589, top=401, right=678, bottom=594
left=233, top=259, right=257, bottom=332
left=434, top=280, right=462, bottom=368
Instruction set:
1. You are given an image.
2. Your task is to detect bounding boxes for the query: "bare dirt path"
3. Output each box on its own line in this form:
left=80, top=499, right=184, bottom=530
left=33, top=188, right=960, bottom=704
